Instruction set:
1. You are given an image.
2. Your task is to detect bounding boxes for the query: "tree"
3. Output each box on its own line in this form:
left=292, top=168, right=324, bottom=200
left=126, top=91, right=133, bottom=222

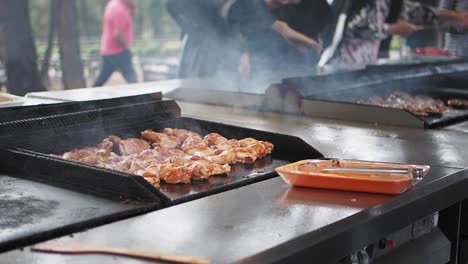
left=56, top=0, right=86, bottom=89
left=0, top=0, right=46, bottom=96
left=40, top=0, right=58, bottom=84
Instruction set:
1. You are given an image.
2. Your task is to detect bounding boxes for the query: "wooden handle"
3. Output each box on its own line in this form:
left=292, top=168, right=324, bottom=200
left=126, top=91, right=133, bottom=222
left=32, top=242, right=212, bottom=264
left=102, top=248, right=212, bottom=264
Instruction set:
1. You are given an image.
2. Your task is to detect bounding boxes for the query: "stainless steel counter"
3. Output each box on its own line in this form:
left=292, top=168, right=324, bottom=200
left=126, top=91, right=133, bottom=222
left=2, top=84, right=468, bottom=263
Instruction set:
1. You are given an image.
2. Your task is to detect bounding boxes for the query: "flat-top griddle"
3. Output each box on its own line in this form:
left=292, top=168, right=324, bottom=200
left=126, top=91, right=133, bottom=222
left=0, top=95, right=323, bottom=205
left=279, top=63, right=468, bottom=128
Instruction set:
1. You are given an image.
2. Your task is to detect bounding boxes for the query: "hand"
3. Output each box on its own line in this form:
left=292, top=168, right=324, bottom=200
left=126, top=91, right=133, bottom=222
left=388, top=21, right=423, bottom=38
left=239, top=52, right=250, bottom=81
left=272, top=21, right=322, bottom=54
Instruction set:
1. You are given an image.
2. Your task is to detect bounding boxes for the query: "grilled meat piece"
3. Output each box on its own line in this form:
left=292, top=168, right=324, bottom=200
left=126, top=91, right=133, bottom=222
left=232, top=148, right=257, bottom=163
left=204, top=133, right=228, bottom=146
left=62, top=147, right=103, bottom=165
left=61, top=137, right=122, bottom=165
left=163, top=128, right=202, bottom=142
left=181, top=135, right=209, bottom=154
left=141, top=159, right=231, bottom=183
left=143, top=164, right=192, bottom=184
left=152, top=147, right=185, bottom=161
left=141, top=130, right=180, bottom=149
left=58, top=128, right=275, bottom=187
left=359, top=92, right=445, bottom=116
left=205, top=149, right=238, bottom=164
left=186, top=160, right=231, bottom=180
left=135, top=169, right=161, bottom=188
left=448, top=99, right=468, bottom=109
left=117, top=138, right=151, bottom=156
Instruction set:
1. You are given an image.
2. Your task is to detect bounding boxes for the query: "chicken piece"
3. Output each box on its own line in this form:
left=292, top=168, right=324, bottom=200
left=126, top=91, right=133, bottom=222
left=204, top=133, right=228, bottom=147
left=144, top=176, right=161, bottom=188
left=238, top=138, right=274, bottom=157
left=61, top=146, right=121, bottom=166
left=448, top=99, right=468, bottom=108
left=163, top=128, right=202, bottom=142
left=215, top=139, right=240, bottom=151
left=191, top=147, right=217, bottom=158
left=135, top=169, right=161, bottom=188
left=238, top=138, right=259, bottom=147
left=97, top=137, right=115, bottom=152
left=144, top=164, right=192, bottom=184
left=168, top=153, right=203, bottom=165
left=141, top=129, right=180, bottom=149
left=127, top=149, right=175, bottom=173
left=135, top=149, right=160, bottom=160
left=205, top=149, right=237, bottom=164
left=233, top=148, right=257, bottom=163
left=102, top=159, right=132, bottom=173
left=260, top=141, right=275, bottom=154
left=122, top=148, right=185, bottom=174
left=62, top=147, right=100, bottom=164
left=153, top=147, right=185, bottom=161
left=239, top=138, right=275, bottom=158
left=128, top=159, right=157, bottom=174
left=244, top=142, right=267, bottom=157
left=181, top=136, right=209, bottom=153
left=118, top=138, right=150, bottom=156
left=186, top=160, right=231, bottom=180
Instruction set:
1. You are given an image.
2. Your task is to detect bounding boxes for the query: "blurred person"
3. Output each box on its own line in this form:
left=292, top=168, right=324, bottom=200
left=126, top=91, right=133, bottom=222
left=230, top=0, right=330, bottom=81
left=328, top=0, right=468, bottom=67
left=379, top=0, right=440, bottom=58
left=167, top=0, right=242, bottom=81
left=232, top=0, right=331, bottom=80
left=405, top=0, right=441, bottom=51
left=440, top=0, right=468, bottom=57
left=167, top=0, right=323, bottom=84
left=93, top=0, right=137, bottom=87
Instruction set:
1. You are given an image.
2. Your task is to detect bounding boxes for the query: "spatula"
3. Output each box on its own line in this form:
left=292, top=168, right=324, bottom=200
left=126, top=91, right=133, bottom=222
left=31, top=242, right=212, bottom=264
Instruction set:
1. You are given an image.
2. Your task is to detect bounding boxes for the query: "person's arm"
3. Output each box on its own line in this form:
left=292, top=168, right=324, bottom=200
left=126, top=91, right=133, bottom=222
left=272, top=21, right=322, bottom=53
left=387, top=21, right=423, bottom=37
left=438, top=9, right=468, bottom=32
left=403, top=0, right=468, bottom=33
left=228, top=0, right=321, bottom=54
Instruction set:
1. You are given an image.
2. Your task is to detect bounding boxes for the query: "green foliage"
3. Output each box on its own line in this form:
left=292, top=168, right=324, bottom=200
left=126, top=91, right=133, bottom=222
left=30, top=0, right=180, bottom=41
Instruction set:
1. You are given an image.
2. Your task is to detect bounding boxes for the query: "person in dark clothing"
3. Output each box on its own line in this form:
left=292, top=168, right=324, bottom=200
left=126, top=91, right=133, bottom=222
left=440, top=0, right=468, bottom=57
left=328, top=0, right=468, bottom=67
left=167, top=0, right=242, bottom=80
left=405, top=0, right=440, bottom=49
left=167, top=0, right=324, bottom=83
left=379, top=0, right=440, bottom=58
left=228, top=0, right=330, bottom=80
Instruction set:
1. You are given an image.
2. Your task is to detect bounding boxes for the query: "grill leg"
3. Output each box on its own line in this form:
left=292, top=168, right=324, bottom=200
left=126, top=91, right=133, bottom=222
left=439, top=201, right=462, bottom=264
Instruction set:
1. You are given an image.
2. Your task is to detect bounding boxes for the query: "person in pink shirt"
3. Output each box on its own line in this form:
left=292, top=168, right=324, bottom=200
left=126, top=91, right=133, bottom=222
left=93, top=0, right=137, bottom=87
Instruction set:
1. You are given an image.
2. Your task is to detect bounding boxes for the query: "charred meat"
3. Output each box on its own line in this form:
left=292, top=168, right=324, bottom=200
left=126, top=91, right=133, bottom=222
left=56, top=128, right=274, bottom=188
left=447, top=99, right=468, bottom=109
left=358, top=92, right=445, bottom=116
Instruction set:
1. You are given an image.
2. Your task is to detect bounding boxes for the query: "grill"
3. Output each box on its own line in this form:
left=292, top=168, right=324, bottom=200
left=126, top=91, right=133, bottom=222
left=0, top=94, right=322, bottom=251
left=274, top=59, right=468, bottom=128
left=0, top=95, right=323, bottom=203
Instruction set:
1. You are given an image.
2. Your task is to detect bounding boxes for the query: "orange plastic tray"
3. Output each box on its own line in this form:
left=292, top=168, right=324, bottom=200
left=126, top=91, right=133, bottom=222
left=276, top=159, right=430, bottom=194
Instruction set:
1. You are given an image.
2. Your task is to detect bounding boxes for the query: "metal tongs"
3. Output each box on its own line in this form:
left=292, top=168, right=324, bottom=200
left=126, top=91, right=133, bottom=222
left=321, top=167, right=425, bottom=182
